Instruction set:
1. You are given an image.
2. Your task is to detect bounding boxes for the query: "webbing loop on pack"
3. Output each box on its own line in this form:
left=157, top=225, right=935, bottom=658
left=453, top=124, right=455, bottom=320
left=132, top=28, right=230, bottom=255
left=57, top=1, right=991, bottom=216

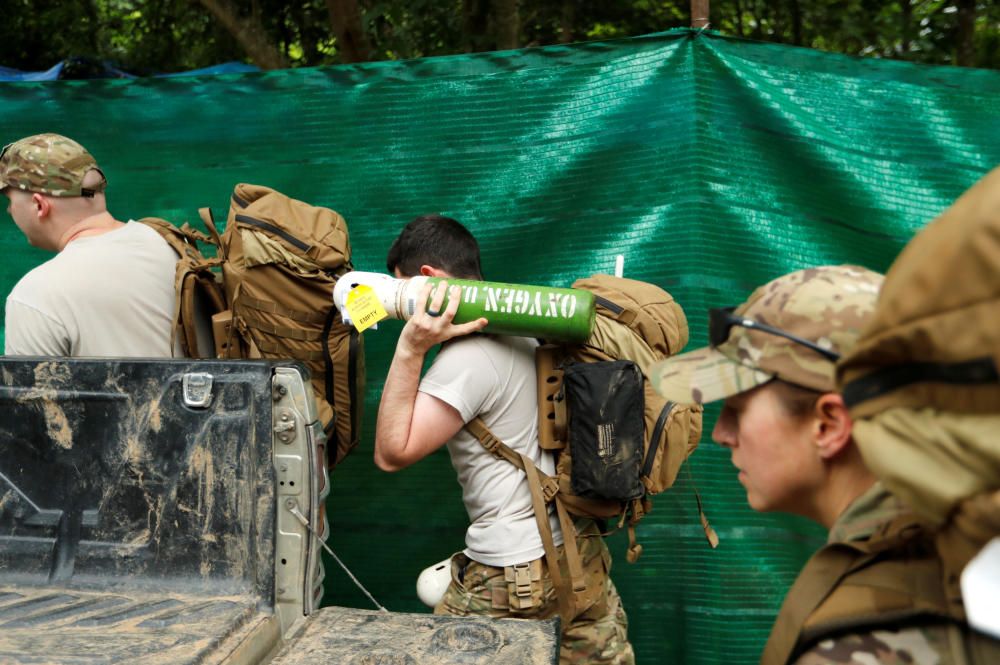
left=240, top=293, right=329, bottom=324
left=254, top=338, right=326, bottom=361
left=191, top=257, right=224, bottom=270
left=242, top=314, right=325, bottom=341
left=594, top=295, right=638, bottom=326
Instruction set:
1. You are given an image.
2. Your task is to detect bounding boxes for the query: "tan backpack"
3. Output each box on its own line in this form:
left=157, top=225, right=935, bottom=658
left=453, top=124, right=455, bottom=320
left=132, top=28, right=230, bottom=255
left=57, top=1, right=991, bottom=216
left=141, top=184, right=365, bottom=467
left=835, top=167, right=1000, bottom=651
left=467, top=274, right=712, bottom=624
left=209, top=184, right=365, bottom=466
left=838, top=166, right=1000, bottom=568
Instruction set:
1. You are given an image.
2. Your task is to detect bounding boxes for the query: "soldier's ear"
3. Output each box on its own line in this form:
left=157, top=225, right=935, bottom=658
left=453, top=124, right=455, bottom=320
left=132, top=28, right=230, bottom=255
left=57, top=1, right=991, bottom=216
left=419, top=265, right=450, bottom=278
left=31, top=193, right=51, bottom=219
left=812, top=393, right=852, bottom=460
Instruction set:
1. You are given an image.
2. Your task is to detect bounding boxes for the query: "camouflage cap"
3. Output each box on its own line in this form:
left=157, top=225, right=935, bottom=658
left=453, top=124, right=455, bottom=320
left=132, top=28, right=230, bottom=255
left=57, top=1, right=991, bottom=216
left=652, top=265, right=883, bottom=404
left=0, top=133, right=106, bottom=197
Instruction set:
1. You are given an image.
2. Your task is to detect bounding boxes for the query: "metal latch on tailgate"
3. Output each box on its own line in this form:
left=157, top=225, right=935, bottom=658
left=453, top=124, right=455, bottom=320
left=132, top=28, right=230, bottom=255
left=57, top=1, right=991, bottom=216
left=182, top=372, right=214, bottom=408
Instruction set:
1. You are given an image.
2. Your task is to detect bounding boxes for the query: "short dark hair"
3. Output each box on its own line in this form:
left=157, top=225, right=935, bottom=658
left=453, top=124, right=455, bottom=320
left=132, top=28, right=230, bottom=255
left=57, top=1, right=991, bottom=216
left=771, top=380, right=824, bottom=420
left=386, top=214, right=483, bottom=279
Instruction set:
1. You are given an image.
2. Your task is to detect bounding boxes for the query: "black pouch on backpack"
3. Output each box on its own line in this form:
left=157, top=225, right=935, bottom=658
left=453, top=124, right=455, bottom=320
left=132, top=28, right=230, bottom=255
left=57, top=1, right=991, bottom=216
left=564, top=360, right=645, bottom=501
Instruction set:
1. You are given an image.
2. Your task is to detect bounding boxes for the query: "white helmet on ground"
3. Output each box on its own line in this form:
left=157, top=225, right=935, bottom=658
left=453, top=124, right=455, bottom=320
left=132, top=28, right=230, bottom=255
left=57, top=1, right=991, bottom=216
left=416, top=557, right=453, bottom=608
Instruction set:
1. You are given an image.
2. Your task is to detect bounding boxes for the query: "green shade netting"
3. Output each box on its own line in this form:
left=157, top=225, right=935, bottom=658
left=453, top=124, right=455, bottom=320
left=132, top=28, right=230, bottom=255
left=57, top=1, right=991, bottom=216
left=2, top=28, right=999, bottom=665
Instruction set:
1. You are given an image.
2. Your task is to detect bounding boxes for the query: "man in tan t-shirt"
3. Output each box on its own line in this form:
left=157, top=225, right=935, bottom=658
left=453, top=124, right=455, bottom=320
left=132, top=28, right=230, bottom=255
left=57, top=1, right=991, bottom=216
left=1, top=133, right=179, bottom=357
left=374, top=214, right=634, bottom=665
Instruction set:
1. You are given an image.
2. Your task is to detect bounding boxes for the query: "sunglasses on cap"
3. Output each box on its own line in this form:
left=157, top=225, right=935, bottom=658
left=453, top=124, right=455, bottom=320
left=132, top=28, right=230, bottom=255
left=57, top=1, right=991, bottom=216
left=0, top=141, right=107, bottom=198
left=708, top=307, right=841, bottom=362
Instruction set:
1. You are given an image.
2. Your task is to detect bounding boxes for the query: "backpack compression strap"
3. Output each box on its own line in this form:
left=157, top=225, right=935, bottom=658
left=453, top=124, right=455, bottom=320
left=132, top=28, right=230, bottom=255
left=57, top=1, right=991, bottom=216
left=465, top=417, right=587, bottom=625
left=198, top=207, right=223, bottom=248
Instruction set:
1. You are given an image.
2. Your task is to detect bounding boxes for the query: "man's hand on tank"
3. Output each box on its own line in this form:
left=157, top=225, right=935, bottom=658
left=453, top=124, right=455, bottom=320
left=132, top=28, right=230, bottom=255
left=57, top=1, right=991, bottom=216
left=398, top=280, right=487, bottom=356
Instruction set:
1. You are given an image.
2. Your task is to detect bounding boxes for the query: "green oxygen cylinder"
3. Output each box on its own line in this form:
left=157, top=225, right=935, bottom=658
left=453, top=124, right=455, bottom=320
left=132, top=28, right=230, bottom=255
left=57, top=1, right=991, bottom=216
left=334, top=271, right=595, bottom=343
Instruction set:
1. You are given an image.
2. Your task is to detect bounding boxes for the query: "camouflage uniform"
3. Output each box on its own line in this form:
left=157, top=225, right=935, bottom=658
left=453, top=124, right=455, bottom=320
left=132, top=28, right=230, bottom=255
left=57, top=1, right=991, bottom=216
left=652, top=264, right=1000, bottom=663
left=435, top=519, right=634, bottom=665
left=785, top=482, right=957, bottom=665
left=0, top=133, right=107, bottom=196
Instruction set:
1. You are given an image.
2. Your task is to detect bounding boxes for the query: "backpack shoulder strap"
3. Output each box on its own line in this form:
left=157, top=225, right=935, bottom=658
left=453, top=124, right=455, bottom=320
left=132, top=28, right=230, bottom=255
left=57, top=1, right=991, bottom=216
left=465, top=417, right=586, bottom=625
left=139, top=218, right=191, bottom=356
left=139, top=217, right=186, bottom=253
left=140, top=216, right=219, bottom=251
left=138, top=217, right=224, bottom=357
left=466, top=416, right=527, bottom=470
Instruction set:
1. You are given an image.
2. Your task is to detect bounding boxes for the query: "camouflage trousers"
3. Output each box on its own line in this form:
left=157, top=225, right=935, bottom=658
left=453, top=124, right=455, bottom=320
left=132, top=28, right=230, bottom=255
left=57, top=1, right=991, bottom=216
left=434, top=522, right=635, bottom=665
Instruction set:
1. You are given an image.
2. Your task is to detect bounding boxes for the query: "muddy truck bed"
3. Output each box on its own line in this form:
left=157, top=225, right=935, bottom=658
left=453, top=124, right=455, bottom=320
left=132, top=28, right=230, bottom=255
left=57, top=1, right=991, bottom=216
left=0, top=357, right=558, bottom=665
left=0, top=587, right=272, bottom=664
left=0, top=358, right=304, bottom=664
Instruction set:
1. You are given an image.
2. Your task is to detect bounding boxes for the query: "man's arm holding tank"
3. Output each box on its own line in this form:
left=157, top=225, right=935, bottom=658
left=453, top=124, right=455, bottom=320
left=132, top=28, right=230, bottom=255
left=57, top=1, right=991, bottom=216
left=374, top=280, right=487, bottom=472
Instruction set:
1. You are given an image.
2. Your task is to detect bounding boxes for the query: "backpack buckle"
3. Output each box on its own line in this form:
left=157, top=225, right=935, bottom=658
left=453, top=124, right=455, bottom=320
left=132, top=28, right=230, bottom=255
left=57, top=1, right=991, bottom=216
left=480, top=432, right=505, bottom=460
left=505, top=560, right=542, bottom=609
left=512, top=562, right=533, bottom=599
left=541, top=477, right=559, bottom=502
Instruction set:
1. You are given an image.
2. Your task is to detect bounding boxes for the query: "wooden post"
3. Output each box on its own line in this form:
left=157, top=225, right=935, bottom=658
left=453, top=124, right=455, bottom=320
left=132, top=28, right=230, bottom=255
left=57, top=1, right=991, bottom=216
left=691, top=0, right=710, bottom=29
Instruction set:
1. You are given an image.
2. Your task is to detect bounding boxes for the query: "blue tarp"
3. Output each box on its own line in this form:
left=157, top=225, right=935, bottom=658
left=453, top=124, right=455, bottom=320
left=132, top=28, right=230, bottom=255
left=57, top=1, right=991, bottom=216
left=0, top=60, right=259, bottom=82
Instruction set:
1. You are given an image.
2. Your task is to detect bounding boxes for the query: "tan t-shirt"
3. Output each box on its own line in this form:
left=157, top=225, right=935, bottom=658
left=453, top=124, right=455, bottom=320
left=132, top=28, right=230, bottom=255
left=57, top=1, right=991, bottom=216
left=4, top=221, right=179, bottom=357
left=419, top=334, right=563, bottom=567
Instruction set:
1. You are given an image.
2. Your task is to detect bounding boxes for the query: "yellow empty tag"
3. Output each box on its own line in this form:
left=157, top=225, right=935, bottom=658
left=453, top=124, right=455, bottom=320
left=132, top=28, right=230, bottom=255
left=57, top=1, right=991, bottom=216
left=345, top=284, right=388, bottom=332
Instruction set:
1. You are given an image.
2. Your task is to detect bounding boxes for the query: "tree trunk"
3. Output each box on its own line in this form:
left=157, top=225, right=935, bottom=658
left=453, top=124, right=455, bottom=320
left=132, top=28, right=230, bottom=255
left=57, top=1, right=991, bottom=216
left=900, top=0, right=913, bottom=56
left=691, top=0, right=710, bottom=29
left=955, top=0, right=976, bottom=67
left=84, top=0, right=101, bottom=56
left=193, top=0, right=288, bottom=69
left=493, top=0, right=519, bottom=50
left=788, top=0, right=802, bottom=46
left=325, top=0, right=372, bottom=63
left=463, top=0, right=491, bottom=52
left=767, top=2, right=782, bottom=41
left=559, top=0, right=574, bottom=44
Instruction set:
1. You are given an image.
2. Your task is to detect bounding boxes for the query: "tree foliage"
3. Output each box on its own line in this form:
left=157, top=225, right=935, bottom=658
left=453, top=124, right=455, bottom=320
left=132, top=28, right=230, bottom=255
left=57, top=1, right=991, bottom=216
left=0, top=0, right=996, bottom=74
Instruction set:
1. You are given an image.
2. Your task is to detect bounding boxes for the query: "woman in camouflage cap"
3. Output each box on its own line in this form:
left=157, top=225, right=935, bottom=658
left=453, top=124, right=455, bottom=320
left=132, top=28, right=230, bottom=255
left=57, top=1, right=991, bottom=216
left=653, top=265, right=985, bottom=665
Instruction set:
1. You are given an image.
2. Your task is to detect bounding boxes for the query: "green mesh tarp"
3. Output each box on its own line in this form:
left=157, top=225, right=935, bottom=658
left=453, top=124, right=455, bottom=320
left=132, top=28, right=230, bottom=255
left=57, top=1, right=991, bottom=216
left=2, top=28, right=999, bottom=664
